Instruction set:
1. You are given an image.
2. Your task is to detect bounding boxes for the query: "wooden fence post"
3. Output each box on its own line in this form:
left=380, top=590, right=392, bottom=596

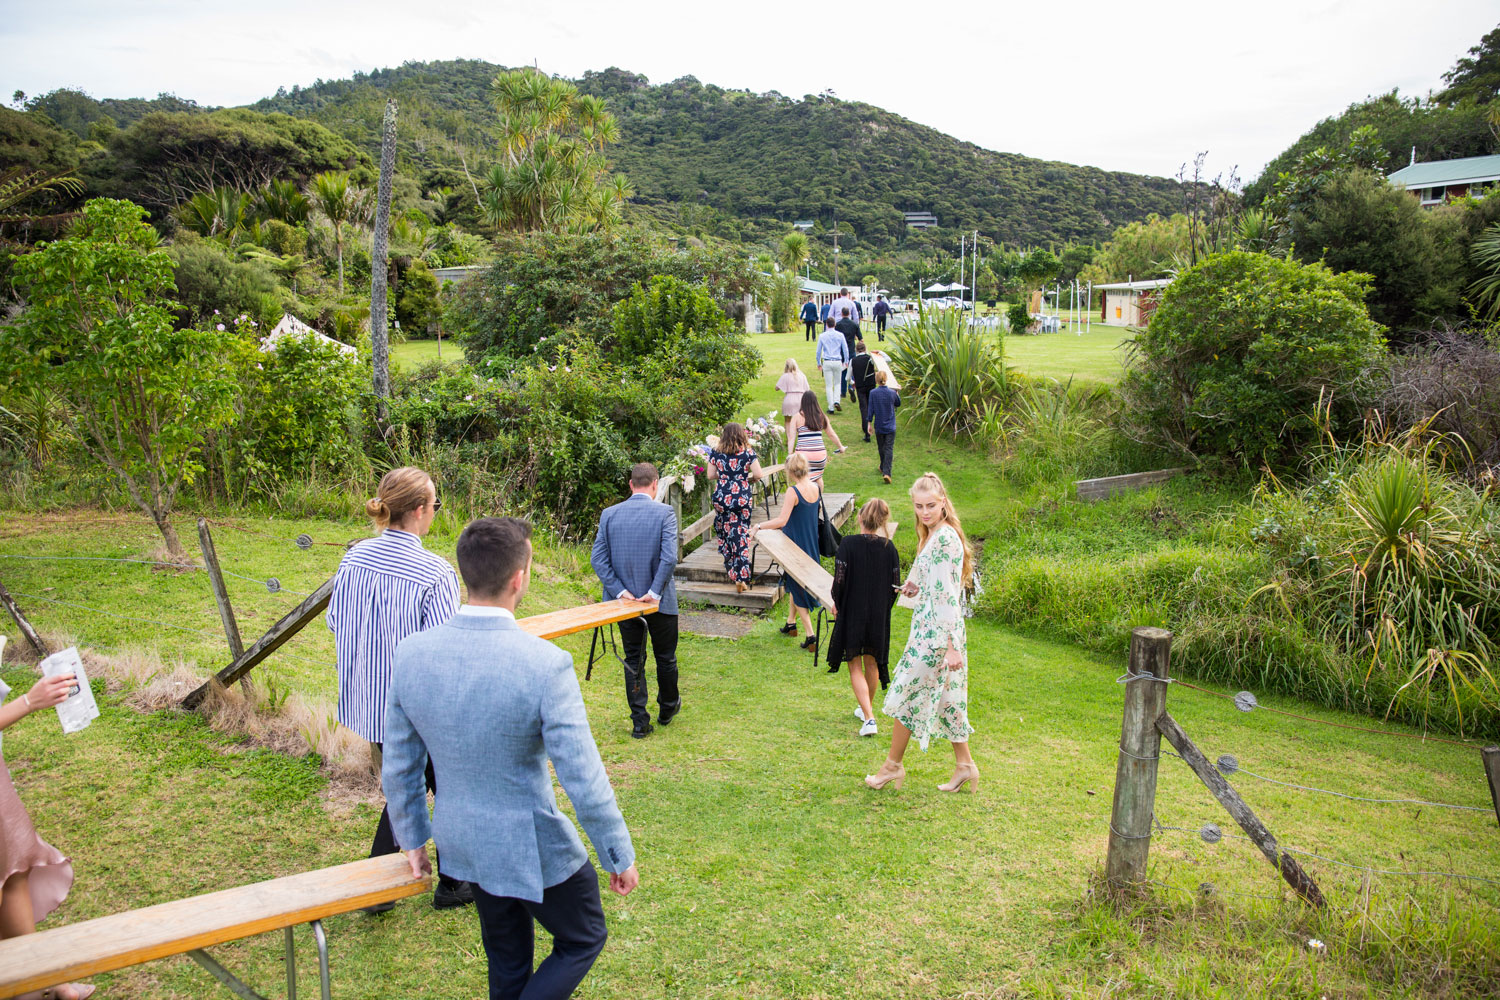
left=1105, top=626, right=1172, bottom=890
left=0, top=579, right=47, bottom=656
left=197, top=518, right=250, bottom=694
left=1483, top=746, right=1500, bottom=830
left=669, top=482, right=685, bottom=562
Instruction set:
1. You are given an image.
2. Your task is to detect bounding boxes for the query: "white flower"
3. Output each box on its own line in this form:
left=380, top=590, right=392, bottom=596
left=464, top=394, right=473, bottom=401
left=216, top=323, right=225, bottom=331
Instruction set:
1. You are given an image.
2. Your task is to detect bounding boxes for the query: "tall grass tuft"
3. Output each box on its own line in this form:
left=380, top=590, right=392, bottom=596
left=887, top=309, right=1011, bottom=436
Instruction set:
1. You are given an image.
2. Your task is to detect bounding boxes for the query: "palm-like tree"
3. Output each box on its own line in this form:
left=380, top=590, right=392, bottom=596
left=0, top=168, right=83, bottom=247
left=176, top=186, right=250, bottom=243
left=311, top=171, right=371, bottom=293
left=779, top=232, right=810, bottom=274
left=255, top=179, right=311, bottom=225
left=484, top=68, right=630, bottom=234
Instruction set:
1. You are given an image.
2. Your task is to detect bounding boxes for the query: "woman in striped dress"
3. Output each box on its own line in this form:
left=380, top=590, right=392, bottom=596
left=790, top=390, right=845, bottom=484
left=326, top=466, right=470, bottom=910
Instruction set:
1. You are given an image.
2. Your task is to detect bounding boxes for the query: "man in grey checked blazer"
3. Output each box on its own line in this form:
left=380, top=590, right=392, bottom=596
left=385, top=517, right=638, bottom=1000
left=590, top=462, right=680, bottom=738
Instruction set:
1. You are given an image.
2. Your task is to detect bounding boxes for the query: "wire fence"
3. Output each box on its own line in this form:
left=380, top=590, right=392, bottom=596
left=0, top=553, right=314, bottom=597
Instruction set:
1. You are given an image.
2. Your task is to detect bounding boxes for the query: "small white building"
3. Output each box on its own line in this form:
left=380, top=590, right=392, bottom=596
left=1095, top=278, right=1172, bottom=327
left=1387, top=153, right=1500, bottom=207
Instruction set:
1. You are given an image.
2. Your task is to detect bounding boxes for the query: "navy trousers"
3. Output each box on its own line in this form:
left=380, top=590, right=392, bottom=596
left=473, top=861, right=608, bottom=1000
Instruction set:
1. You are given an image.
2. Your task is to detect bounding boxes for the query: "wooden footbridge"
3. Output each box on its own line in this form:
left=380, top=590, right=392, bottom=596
left=656, top=466, right=855, bottom=611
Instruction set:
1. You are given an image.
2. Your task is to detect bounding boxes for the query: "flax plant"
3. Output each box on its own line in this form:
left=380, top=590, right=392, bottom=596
left=887, top=308, right=1012, bottom=436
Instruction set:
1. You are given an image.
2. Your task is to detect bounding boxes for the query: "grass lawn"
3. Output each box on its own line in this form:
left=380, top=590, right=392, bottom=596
left=390, top=338, right=452, bottom=370
left=2, top=329, right=1497, bottom=998
left=1002, top=325, right=1134, bottom=385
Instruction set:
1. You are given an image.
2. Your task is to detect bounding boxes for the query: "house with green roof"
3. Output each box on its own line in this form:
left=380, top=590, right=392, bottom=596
left=1387, top=153, right=1500, bottom=207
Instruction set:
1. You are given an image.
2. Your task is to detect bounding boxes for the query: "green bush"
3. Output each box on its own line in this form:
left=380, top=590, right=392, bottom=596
left=888, top=308, right=1011, bottom=435
left=396, top=260, right=441, bottom=337
left=1006, top=301, right=1032, bottom=335
left=1121, top=251, right=1387, bottom=464
left=444, top=231, right=759, bottom=362
left=767, top=272, right=800, bottom=332
left=169, top=234, right=284, bottom=329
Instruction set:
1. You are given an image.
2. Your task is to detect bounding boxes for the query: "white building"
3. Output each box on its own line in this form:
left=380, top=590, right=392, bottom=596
left=1095, top=278, right=1172, bottom=328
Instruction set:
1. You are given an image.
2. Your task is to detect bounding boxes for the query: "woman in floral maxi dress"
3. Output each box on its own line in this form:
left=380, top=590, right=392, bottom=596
left=865, top=472, right=979, bottom=794
left=704, top=422, right=764, bottom=594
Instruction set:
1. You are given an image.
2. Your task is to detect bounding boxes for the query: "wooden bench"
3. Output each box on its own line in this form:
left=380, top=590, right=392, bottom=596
left=0, top=855, right=428, bottom=1000
left=517, top=598, right=657, bottom=681
left=752, top=528, right=837, bottom=662
left=1075, top=468, right=1186, bottom=502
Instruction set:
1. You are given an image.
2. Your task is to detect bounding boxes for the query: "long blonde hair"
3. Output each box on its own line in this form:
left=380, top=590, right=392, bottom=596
left=784, top=358, right=801, bottom=375
left=365, top=466, right=433, bottom=531
left=909, top=472, right=974, bottom=591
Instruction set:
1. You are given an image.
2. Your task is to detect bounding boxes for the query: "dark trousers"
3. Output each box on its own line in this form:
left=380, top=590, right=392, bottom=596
left=369, top=743, right=459, bottom=889
left=876, top=315, right=887, bottom=339
left=473, top=861, right=607, bottom=1000
left=856, top=390, right=872, bottom=436
left=804, top=319, right=816, bottom=340
left=618, top=613, right=679, bottom=727
left=876, top=431, right=896, bottom=477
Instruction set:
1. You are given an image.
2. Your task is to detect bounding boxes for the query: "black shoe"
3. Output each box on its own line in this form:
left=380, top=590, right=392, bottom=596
left=834, top=402, right=842, bottom=411
left=631, top=722, right=655, bottom=739
left=433, top=879, right=475, bottom=910
left=799, top=635, right=817, bottom=651
left=361, top=901, right=396, bottom=915
left=779, top=622, right=798, bottom=636
left=864, top=435, right=871, bottom=443
left=659, top=702, right=680, bottom=726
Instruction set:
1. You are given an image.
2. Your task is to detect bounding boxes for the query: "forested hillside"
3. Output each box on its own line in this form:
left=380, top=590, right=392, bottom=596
left=242, top=60, right=1185, bottom=251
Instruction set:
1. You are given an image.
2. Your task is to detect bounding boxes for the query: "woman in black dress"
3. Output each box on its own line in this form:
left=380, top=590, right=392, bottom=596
left=827, top=498, right=902, bottom=737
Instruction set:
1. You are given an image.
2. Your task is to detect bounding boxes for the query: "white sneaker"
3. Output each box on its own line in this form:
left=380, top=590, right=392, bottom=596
left=854, top=705, right=866, bottom=722
left=859, top=717, right=878, bottom=737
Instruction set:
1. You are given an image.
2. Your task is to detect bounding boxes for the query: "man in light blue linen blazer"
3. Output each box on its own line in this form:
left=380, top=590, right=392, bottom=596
left=591, top=462, right=679, bottom=739
left=385, top=516, right=638, bottom=1000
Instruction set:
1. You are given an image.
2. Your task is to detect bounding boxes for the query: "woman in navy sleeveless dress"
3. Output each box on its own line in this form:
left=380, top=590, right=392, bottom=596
left=750, top=452, right=824, bottom=649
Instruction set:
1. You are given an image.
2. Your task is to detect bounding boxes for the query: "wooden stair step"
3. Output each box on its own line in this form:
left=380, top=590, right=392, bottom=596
left=676, top=580, right=780, bottom=610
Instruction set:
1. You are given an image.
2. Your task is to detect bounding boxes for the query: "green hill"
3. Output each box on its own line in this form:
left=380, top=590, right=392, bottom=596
left=243, top=60, right=1184, bottom=251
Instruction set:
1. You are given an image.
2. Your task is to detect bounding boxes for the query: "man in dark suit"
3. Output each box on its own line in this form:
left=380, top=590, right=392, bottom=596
left=850, top=339, right=878, bottom=442
left=590, top=463, right=680, bottom=738
left=835, top=307, right=861, bottom=399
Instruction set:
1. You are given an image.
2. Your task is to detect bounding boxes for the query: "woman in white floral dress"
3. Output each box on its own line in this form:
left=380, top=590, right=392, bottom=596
left=865, top=472, right=979, bottom=793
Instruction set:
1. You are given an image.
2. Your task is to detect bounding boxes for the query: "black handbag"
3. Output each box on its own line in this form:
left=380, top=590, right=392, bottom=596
left=817, top=493, right=841, bottom=558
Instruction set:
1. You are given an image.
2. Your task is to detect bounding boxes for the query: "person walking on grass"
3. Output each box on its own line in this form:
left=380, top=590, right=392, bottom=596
left=775, top=358, right=810, bottom=441
left=800, top=298, right=819, bottom=341
left=827, top=498, right=901, bottom=737
left=705, top=422, right=765, bottom=595
left=326, top=465, right=472, bottom=912
left=815, top=317, right=849, bottom=413
left=865, top=473, right=979, bottom=794
left=849, top=340, right=877, bottom=443
left=869, top=370, right=901, bottom=483
left=790, top=390, right=845, bottom=485
left=591, top=463, right=680, bottom=740
left=384, top=516, right=638, bottom=1000
left=749, top=453, right=823, bottom=650
left=873, top=294, right=890, bottom=340
left=0, top=661, right=96, bottom=1000
left=835, top=308, right=860, bottom=400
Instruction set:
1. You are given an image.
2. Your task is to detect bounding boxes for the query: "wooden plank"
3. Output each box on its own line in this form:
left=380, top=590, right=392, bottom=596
left=1156, top=710, right=1326, bottom=908
left=516, top=599, right=654, bottom=641
left=0, top=855, right=429, bottom=996
left=754, top=528, right=834, bottom=608
left=0, top=578, right=47, bottom=655
left=181, top=576, right=335, bottom=709
left=196, top=519, right=248, bottom=695
left=1105, top=627, right=1171, bottom=890
left=1483, top=746, right=1500, bottom=829
left=1075, top=468, right=1186, bottom=502
left=681, top=510, right=715, bottom=545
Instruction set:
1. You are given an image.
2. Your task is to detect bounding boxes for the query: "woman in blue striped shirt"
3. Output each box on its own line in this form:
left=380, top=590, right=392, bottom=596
left=326, top=466, right=467, bottom=909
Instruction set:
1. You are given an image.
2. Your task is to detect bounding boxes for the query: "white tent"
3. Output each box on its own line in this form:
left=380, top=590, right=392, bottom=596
left=260, top=314, right=358, bottom=357
left=922, top=283, right=949, bottom=293
left=943, top=282, right=968, bottom=291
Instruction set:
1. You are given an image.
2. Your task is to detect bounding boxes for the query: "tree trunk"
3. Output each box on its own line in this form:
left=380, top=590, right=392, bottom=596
left=370, top=98, right=398, bottom=422
left=153, top=510, right=188, bottom=564
left=336, top=227, right=345, bottom=294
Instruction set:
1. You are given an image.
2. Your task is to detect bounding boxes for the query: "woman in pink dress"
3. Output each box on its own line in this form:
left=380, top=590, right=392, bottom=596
left=775, top=359, right=810, bottom=441
left=1, top=665, right=95, bottom=999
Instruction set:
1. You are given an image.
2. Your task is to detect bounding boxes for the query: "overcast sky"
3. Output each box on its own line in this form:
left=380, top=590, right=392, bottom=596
left=5, top=0, right=1495, bottom=183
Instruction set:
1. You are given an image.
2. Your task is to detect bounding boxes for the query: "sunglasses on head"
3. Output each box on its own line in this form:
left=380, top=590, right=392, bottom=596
left=431, top=498, right=443, bottom=511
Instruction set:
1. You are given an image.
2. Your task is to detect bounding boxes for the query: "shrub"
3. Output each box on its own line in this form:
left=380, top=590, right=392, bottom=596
left=1378, top=327, right=1500, bottom=477
left=169, top=233, right=284, bottom=329
left=445, top=231, right=759, bottom=362
left=1007, top=300, right=1032, bottom=335
left=888, top=308, right=1011, bottom=435
left=1121, top=251, right=1387, bottom=464
left=767, top=272, right=800, bottom=333
left=1288, top=169, right=1468, bottom=336
left=395, top=260, right=441, bottom=337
